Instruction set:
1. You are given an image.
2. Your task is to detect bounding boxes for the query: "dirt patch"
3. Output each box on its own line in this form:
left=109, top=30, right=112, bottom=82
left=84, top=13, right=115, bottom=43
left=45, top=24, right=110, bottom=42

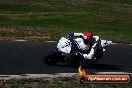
left=0, top=27, right=51, bottom=40
left=0, top=28, right=17, bottom=32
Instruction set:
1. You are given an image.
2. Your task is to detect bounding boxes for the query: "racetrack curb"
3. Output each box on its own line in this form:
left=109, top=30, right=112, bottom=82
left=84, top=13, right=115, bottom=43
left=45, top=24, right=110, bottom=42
left=0, top=73, right=77, bottom=80
left=0, top=72, right=132, bottom=80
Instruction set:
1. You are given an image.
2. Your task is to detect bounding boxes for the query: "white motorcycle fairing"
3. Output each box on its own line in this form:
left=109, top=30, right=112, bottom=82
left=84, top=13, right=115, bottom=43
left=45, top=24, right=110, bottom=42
left=57, top=37, right=72, bottom=54
left=57, top=37, right=112, bottom=54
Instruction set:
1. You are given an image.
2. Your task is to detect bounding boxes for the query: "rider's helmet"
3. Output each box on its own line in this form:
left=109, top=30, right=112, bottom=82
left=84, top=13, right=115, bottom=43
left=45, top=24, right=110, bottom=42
left=83, top=32, right=93, bottom=44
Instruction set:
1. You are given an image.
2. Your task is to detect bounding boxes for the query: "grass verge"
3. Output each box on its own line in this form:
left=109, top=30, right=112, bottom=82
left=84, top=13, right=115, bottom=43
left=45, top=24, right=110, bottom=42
left=0, top=0, right=132, bottom=43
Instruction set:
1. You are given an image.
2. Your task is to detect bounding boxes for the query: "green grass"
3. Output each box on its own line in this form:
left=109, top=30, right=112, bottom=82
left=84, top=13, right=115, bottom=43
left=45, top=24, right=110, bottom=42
left=0, top=0, right=132, bottom=43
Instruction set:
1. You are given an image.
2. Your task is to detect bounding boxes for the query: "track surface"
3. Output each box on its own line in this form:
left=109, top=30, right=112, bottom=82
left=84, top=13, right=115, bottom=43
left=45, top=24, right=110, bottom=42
left=0, top=41, right=132, bottom=75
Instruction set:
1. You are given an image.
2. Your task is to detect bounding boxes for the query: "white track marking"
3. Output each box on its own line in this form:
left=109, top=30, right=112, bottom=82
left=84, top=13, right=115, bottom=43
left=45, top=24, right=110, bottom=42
left=112, top=43, right=132, bottom=46
left=0, top=73, right=77, bottom=80
left=112, top=43, right=124, bottom=44
left=45, top=41, right=56, bottom=42
left=13, top=39, right=27, bottom=41
left=129, top=44, right=132, bottom=46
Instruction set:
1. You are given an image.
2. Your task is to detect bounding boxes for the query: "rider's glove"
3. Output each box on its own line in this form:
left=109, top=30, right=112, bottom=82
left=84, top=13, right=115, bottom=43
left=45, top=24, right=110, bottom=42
left=83, top=54, right=96, bottom=60
left=83, top=54, right=92, bottom=59
left=79, top=35, right=84, bottom=39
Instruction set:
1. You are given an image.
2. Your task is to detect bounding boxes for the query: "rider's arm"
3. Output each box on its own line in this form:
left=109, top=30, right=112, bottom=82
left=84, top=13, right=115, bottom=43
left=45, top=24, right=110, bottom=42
left=91, top=36, right=100, bottom=49
left=67, top=32, right=83, bottom=37
left=83, top=36, right=100, bottom=59
left=74, top=33, right=83, bottom=37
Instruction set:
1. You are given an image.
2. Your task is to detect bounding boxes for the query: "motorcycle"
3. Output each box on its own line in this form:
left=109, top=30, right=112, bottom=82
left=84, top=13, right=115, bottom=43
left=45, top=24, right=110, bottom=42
left=44, top=35, right=112, bottom=67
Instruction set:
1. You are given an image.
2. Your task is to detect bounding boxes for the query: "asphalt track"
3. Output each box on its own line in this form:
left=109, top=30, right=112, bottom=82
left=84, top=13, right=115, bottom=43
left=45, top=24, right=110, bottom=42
left=0, top=41, right=132, bottom=75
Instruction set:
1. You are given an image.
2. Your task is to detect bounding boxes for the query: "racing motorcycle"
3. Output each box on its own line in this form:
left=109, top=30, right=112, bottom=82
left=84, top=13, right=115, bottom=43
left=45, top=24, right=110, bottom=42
left=44, top=35, right=112, bottom=67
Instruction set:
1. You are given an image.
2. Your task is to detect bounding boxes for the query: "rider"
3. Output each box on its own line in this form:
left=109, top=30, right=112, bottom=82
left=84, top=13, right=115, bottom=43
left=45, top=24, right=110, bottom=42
left=67, top=32, right=102, bottom=60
